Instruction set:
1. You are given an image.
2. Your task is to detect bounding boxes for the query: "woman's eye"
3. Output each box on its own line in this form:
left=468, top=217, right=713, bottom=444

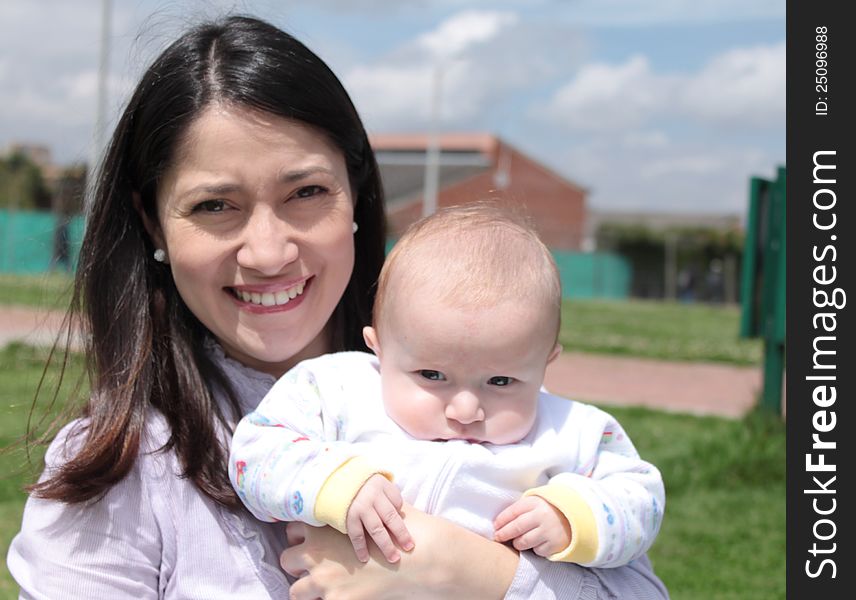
left=488, top=376, right=513, bottom=387
left=294, top=185, right=327, bottom=199
left=193, top=199, right=227, bottom=213
left=419, top=370, right=446, bottom=381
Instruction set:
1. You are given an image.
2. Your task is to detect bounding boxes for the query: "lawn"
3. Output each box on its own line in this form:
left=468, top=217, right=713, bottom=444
left=0, top=273, right=73, bottom=311
left=0, top=275, right=778, bottom=596
left=560, top=299, right=762, bottom=366
left=0, top=273, right=761, bottom=366
left=0, top=342, right=785, bottom=599
left=0, top=343, right=86, bottom=598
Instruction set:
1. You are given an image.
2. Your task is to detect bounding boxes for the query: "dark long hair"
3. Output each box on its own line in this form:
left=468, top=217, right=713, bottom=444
left=31, top=15, right=386, bottom=507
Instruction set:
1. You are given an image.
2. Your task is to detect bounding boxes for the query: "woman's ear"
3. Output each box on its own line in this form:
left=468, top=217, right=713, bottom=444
left=132, top=191, right=165, bottom=251
left=547, top=343, right=562, bottom=365
left=363, top=326, right=381, bottom=357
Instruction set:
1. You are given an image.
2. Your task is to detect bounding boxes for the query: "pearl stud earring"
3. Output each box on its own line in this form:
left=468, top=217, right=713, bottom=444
left=153, top=249, right=167, bottom=263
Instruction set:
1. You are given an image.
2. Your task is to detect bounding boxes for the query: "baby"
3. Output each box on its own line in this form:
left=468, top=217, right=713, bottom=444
left=229, top=203, right=664, bottom=567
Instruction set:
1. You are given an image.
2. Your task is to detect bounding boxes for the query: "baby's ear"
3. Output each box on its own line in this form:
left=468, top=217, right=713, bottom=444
left=547, top=343, right=562, bottom=365
left=363, top=326, right=381, bottom=356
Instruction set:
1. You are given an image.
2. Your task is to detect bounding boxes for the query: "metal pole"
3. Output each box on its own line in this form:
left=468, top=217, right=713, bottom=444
left=422, top=66, right=443, bottom=217
left=89, top=0, right=111, bottom=212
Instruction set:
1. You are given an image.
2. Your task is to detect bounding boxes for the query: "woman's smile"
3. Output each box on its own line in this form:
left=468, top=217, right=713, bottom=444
left=228, top=276, right=311, bottom=312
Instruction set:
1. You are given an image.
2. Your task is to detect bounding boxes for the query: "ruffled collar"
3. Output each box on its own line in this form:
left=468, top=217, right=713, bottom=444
left=203, top=338, right=278, bottom=418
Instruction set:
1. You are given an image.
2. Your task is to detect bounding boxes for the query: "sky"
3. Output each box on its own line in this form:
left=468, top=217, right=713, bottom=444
left=0, top=0, right=785, bottom=215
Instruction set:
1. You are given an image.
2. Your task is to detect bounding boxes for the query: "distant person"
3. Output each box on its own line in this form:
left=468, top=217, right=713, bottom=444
left=705, top=259, right=725, bottom=303
left=7, top=15, right=669, bottom=600
left=51, top=219, right=70, bottom=272
left=678, top=267, right=695, bottom=302
left=231, top=203, right=665, bottom=568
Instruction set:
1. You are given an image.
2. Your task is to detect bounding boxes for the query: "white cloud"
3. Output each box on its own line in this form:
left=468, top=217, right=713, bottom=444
left=639, top=155, right=724, bottom=179
left=346, top=64, right=437, bottom=127
left=548, top=0, right=784, bottom=27
left=621, top=130, right=670, bottom=149
left=344, top=8, right=576, bottom=131
left=274, top=0, right=784, bottom=25
left=416, top=9, right=518, bottom=60
left=540, top=55, right=673, bottom=132
left=679, top=42, right=785, bottom=127
left=563, top=140, right=779, bottom=214
left=539, top=41, right=784, bottom=133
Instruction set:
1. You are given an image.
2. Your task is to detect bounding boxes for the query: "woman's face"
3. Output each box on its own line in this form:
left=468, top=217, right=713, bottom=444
left=151, top=104, right=355, bottom=377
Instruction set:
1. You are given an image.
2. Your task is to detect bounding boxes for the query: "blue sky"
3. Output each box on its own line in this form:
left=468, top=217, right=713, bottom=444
left=0, top=0, right=785, bottom=215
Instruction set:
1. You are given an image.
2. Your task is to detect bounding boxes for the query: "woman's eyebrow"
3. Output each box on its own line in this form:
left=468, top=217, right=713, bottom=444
left=279, top=166, right=336, bottom=183
left=179, top=167, right=336, bottom=198
left=181, top=182, right=242, bottom=198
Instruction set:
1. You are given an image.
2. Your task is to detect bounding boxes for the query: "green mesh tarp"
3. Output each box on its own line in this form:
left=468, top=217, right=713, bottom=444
left=0, top=209, right=84, bottom=273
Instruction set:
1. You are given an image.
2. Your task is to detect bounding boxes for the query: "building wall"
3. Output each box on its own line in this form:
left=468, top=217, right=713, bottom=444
left=386, top=144, right=586, bottom=250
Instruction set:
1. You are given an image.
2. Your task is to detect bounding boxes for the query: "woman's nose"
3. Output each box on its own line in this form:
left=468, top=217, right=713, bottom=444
left=445, top=390, right=485, bottom=425
left=236, top=207, right=299, bottom=274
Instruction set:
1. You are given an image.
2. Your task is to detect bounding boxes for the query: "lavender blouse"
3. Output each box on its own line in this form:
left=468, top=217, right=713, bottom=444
left=7, top=342, right=668, bottom=599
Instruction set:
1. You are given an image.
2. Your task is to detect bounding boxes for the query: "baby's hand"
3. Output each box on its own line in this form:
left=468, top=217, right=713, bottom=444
left=346, top=474, right=415, bottom=563
left=493, top=495, right=572, bottom=558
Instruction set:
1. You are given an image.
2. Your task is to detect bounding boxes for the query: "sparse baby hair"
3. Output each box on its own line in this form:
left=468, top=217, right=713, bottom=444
left=374, top=201, right=562, bottom=342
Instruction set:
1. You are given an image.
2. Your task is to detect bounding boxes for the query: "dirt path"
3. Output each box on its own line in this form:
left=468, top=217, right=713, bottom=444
left=545, top=352, right=760, bottom=418
left=0, top=306, right=77, bottom=350
left=0, top=306, right=761, bottom=418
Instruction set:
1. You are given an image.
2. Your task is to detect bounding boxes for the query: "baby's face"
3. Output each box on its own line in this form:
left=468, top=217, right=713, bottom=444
left=365, top=296, right=560, bottom=445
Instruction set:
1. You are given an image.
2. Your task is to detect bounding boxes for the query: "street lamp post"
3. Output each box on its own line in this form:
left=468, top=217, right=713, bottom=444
left=422, top=66, right=443, bottom=217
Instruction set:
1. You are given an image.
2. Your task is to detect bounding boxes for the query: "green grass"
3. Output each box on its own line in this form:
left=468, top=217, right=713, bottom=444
left=608, top=405, right=786, bottom=599
left=1, top=274, right=760, bottom=366
left=0, top=343, right=86, bottom=597
left=0, top=273, right=73, bottom=310
left=0, top=277, right=773, bottom=595
left=560, top=299, right=762, bottom=365
left=0, top=344, right=785, bottom=599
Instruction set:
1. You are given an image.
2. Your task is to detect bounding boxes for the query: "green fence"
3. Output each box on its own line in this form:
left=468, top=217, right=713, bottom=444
left=0, top=209, right=85, bottom=273
left=3, top=211, right=632, bottom=299
left=552, top=250, right=630, bottom=299
left=385, top=240, right=631, bottom=300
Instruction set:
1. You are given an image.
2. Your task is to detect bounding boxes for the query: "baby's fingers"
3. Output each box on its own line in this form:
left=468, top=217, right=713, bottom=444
left=362, top=509, right=401, bottom=563
left=345, top=514, right=371, bottom=563
left=376, top=493, right=414, bottom=553
left=494, top=496, right=538, bottom=531
left=494, top=509, right=539, bottom=543
left=511, top=527, right=548, bottom=552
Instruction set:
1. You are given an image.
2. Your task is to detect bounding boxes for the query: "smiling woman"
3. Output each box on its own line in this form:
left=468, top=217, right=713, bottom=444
left=145, top=106, right=357, bottom=377
left=6, top=14, right=667, bottom=600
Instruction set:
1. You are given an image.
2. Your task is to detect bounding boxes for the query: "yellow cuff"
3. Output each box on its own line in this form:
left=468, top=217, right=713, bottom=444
left=314, top=456, right=391, bottom=533
left=524, top=485, right=598, bottom=563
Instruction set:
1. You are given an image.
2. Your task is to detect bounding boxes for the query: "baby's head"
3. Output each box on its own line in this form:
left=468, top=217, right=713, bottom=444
left=363, top=202, right=562, bottom=444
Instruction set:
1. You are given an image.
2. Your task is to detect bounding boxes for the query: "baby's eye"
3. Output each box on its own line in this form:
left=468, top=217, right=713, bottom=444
left=193, top=199, right=227, bottom=213
left=487, top=376, right=514, bottom=387
left=294, top=185, right=327, bottom=199
left=419, top=370, right=446, bottom=381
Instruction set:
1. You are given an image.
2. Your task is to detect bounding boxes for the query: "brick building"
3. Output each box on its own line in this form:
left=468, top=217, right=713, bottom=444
left=371, top=133, right=587, bottom=250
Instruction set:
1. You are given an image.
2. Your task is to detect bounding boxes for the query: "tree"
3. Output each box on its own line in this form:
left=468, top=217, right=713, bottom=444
left=0, top=152, right=52, bottom=210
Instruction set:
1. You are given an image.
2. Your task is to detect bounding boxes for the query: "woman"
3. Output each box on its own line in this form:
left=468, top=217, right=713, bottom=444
left=8, top=15, right=668, bottom=599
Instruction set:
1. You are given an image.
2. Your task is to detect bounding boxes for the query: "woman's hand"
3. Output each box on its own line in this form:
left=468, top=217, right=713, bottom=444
left=282, top=504, right=519, bottom=600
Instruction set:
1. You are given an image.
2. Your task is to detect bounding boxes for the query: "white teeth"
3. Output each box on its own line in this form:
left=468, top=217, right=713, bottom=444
left=236, top=282, right=306, bottom=306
